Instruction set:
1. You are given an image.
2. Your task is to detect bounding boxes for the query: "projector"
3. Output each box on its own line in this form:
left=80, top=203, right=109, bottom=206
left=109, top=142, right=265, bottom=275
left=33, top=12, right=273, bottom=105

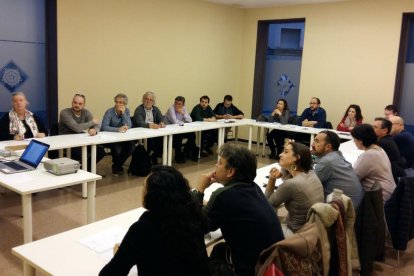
left=44, top=158, right=80, bottom=175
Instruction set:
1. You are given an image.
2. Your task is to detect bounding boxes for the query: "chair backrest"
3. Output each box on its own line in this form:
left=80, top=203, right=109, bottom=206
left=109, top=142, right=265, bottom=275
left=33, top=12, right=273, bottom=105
left=354, top=182, right=385, bottom=275
left=384, top=176, right=414, bottom=251
left=256, top=223, right=322, bottom=276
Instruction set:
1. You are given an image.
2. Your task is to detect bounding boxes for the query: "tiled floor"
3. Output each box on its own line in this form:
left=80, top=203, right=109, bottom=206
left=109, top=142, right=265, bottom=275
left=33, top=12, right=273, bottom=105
left=1, top=143, right=413, bottom=275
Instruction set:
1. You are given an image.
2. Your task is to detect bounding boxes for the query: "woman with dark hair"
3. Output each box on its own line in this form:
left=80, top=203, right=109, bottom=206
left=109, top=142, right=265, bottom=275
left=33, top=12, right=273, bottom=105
left=337, top=104, right=363, bottom=132
left=351, top=124, right=396, bottom=202
left=265, top=141, right=324, bottom=236
left=267, top=98, right=290, bottom=159
left=99, top=165, right=209, bottom=276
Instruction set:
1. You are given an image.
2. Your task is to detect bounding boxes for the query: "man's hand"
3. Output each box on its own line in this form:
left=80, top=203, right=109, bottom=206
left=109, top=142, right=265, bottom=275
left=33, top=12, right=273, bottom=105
left=196, top=171, right=215, bottom=193
left=118, top=125, right=128, bottom=133
left=88, top=128, right=97, bottom=136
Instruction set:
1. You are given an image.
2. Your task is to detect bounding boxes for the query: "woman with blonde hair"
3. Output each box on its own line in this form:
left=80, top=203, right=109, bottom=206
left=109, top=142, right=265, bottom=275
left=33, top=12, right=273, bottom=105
left=0, top=92, right=48, bottom=141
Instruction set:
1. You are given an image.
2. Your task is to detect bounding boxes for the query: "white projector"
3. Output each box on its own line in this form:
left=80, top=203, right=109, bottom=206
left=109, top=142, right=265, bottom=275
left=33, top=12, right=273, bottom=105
left=44, top=158, right=80, bottom=175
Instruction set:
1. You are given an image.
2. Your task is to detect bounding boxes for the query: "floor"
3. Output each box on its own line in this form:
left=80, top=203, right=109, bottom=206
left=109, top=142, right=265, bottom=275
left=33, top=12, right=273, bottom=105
left=1, top=142, right=413, bottom=275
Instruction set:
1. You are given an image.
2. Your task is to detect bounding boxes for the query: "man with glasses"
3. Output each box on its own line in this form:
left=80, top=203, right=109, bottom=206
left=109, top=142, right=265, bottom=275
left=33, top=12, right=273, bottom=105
left=101, top=93, right=135, bottom=175
left=298, top=97, right=327, bottom=128
left=213, top=94, right=244, bottom=120
left=58, top=93, right=106, bottom=170
left=164, top=96, right=197, bottom=163
left=390, top=116, right=414, bottom=168
left=312, top=130, right=363, bottom=209
left=133, top=91, right=165, bottom=165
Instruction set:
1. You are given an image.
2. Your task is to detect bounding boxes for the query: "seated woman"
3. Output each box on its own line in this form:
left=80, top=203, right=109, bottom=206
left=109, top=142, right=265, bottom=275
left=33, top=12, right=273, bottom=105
left=351, top=124, right=396, bottom=202
left=336, top=104, right=363, bottom=132
left=0, top=91, right=48, bottom=141
left=99, top=165, right=209, bottom=276
left=266, top=98, right=290, bottom=159
left=265, top=141, right=324, bottom=237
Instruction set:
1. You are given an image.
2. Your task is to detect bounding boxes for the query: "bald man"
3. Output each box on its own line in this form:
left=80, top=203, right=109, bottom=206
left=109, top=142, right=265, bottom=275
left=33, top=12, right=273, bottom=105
left=390, top=116, right=414, bottom=168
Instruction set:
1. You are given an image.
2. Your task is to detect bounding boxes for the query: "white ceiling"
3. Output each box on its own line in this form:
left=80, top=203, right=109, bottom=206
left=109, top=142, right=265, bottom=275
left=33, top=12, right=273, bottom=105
left=203, top=0, right=347, bottom=9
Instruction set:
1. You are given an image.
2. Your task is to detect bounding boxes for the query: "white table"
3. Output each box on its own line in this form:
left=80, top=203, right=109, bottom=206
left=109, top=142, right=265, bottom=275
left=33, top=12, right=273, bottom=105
left=0, top=164, right=101, bottom=244
left=12, top=207, right=222, bottom=276
left=252, top=121, right=353, bottom=157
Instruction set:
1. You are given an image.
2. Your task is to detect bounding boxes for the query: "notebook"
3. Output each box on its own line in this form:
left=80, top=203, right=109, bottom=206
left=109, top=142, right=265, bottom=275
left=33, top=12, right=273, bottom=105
left=0, top=139, right=50, bottom=174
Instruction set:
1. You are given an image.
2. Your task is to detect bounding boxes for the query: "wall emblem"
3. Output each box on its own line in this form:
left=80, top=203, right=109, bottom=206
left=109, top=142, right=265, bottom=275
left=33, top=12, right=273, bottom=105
left=277, top=74, right=295, bottom=98
left=0, top=60, right=28, bottom=92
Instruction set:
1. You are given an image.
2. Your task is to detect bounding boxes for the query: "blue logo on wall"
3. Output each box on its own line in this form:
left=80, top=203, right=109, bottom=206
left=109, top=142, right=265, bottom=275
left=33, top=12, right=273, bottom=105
left=0, top=60, right=28, bottom=92
left=277, top=74, right=295, bottom=98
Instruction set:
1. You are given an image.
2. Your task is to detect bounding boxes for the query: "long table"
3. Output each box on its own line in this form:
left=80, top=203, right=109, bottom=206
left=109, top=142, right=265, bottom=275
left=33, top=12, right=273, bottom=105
left=0, top=119, right=349, bottom=198
left=12, top=207, right=222, bottom=276
left=0, top=164, right=101, bottom=243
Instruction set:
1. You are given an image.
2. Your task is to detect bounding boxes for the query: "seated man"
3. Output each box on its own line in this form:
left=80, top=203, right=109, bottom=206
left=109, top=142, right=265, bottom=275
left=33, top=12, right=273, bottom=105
left=213, top=94, right=244, bottom=120
left=312, top=130, right=364, bottom=209
left=58, top=93, right=106, bottom=170
left=298, top=97, right=327, bottom=128
left=133, top=91, right=165, bottom=164
left=296, top=97, right=327, bottom=144
left=163, top=96, right=196, bottom=163
left=384, top=104, right=398, bottom=120
left=390, top=116, right=414, bottom=168
left=193, top=143, right=284, bottom=276
left=101, top=93, right=135, bottom=175
left=213, top=94, right=244, bottom=142
left=190, top=95, right=217, bottom=156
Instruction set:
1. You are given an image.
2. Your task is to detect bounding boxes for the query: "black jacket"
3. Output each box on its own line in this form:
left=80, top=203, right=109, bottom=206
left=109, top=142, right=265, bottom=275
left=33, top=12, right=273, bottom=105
left=384, top=176, right=414, bottom=250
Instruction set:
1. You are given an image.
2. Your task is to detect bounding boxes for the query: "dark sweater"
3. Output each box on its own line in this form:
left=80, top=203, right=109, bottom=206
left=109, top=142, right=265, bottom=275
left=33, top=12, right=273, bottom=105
left=99, top=211, right=209, bottom=276
left=196, top=181, right=284, bottom=276
left=0, top=113, right=48, bottom=141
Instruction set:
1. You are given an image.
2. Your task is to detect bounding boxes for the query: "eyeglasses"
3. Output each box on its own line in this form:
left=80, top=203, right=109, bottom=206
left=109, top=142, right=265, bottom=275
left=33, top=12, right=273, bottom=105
left=75, top=93, right=85, bottom=99
left=309, top=102, right=318, bottom=105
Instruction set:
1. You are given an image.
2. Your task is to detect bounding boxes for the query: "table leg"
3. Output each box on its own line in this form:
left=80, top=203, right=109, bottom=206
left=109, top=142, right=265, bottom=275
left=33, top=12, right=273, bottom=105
left=168, top=135, right=173, bottom=166
left=87, top=181, right=96, bottom=223
left=310, top=133, right=315, bottom=146
left=218, top=128, right=224, bottom=148
left=162, top=135, right=168, bottom=165
left=196, top=131, right=201, bottom=158
left=248, top=125, right=252, bottom=150
left=256, top=127, right=261, bottom=154
left=82, top=146, right=88, bottom=198
left=235, top=126, right=239, bottom=142
left=262, top=127, right=266, bottom=157
left=22, top=194, right=32, bottom=243
left=23, top=262, right=35, bottom=276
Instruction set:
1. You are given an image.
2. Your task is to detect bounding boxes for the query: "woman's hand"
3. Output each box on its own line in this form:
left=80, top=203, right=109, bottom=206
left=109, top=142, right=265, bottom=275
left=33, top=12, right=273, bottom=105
left=269, top=167, right=282, bottom=181
left=36, top=133, right=46, bottom=138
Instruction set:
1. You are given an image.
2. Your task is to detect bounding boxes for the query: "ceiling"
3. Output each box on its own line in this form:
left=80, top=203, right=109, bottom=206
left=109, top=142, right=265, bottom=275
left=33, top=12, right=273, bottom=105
left=203, top=0, right=347, bottom=9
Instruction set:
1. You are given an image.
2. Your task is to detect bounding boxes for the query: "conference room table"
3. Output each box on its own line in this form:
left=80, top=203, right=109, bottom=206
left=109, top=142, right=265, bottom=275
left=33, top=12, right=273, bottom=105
left=252, top=121, right=354, bottom=157
left=0, top=163, right=101, bottom=244
left=12, top=207, right=223, bottom=276
left=0, top=119, right=350, bottom=198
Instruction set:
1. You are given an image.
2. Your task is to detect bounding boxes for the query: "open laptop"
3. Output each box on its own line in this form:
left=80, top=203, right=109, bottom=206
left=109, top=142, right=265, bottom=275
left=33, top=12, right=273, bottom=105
left=0, top=139, right=50, bottom=174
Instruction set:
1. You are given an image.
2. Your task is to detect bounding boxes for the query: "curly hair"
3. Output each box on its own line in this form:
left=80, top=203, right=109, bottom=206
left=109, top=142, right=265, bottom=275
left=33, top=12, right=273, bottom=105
left=342, top=104, right=363, bottom=122
left=143, top=165, right=207, bottom=265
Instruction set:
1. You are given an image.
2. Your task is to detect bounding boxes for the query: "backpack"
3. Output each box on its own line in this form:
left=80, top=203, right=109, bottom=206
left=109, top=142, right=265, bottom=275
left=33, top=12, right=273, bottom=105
left=128, top=144, right=151, bottom=176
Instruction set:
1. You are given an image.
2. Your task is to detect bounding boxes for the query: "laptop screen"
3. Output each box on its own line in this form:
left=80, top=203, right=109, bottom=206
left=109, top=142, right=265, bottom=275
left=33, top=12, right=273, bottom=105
left=20, top=140, right=50, bottom=168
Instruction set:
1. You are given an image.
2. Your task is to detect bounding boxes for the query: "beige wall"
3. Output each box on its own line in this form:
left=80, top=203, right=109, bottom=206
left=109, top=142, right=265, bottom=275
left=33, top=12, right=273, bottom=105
left=58, top=0, right=414, bottom=138
left=242, top=0, right=414, bottom=129
left=57, top=0, right=244, bottom=117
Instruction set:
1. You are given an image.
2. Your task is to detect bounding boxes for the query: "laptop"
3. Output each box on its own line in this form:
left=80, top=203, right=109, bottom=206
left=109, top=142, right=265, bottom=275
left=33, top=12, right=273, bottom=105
left=0, top=139, right=50, bottom=174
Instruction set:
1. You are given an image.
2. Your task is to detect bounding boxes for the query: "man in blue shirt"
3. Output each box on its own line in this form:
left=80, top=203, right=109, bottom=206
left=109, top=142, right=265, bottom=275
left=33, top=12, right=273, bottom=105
left=312, top=130, right=364, bottom=209
left=298, top=97, right=327, bottom=128
left=101, top=93, right=135, bottom=175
